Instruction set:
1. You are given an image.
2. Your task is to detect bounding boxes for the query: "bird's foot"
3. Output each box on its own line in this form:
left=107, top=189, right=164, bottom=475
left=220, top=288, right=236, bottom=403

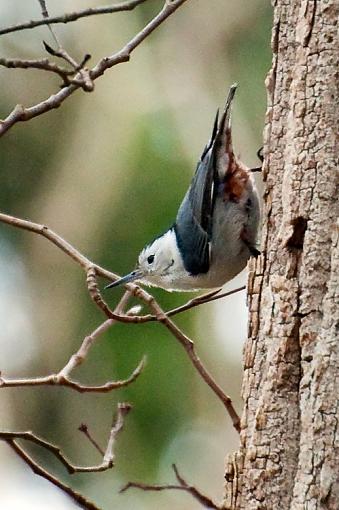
left=250, top=146, right=263, bottom=173
left=248, top=246, right=261, bottom=257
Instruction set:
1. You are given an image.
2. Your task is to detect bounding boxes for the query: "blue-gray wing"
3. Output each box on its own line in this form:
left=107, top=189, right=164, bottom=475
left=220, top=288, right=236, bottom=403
left=174, top=85, right=237, bottom=276
left=174, top=139, right=216, bottom=275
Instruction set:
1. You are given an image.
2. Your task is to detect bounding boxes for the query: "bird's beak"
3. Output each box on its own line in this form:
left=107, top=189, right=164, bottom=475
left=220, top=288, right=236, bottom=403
left=104, top=270, right=144, bottom=290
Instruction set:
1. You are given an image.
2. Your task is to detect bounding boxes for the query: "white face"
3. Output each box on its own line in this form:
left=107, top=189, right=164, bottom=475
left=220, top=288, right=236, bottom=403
left=137, top=230, right=178, bottom=287
left=107, top=228, right=190, bottom=291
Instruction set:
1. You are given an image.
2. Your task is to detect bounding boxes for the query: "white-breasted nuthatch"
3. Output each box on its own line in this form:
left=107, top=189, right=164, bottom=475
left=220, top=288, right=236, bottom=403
left=106, top=84, right=260, bottom=292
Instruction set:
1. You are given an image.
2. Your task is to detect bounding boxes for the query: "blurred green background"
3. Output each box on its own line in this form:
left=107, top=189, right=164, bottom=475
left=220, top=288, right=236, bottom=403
left=0, top=1, right=271, bottom=509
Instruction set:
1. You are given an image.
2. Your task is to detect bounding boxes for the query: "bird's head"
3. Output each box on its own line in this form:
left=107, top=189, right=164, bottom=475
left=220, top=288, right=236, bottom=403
left=105, top=229, right=182, bottom=290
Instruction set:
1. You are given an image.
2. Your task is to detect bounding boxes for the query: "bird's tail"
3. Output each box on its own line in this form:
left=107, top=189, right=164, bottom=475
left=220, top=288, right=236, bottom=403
left=213, top=83, right=237, bottom=180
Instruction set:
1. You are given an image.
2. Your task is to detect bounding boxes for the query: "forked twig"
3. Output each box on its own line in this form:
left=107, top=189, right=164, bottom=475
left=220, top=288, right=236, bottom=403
left=88, top=266, right=245, bottom=324
left=0, top=357, right=144, bottom=393
left=0, top=211, right=241, bottom=432
left=122, top=285, right=246, bottom=322
left=0, top=2, right=238, bottom=508
left=87, top=271, right=241, bottom=430
left=0, top=0, right=191, bottom=137
left=120, top=463, right=220, bottom=509
left=0, top=279, right=145, bottom=393
left=0, top=403, right=131, bottom=472
left=37, top=0, right=94, bottom=91
left=1, top=403, right=132, bottom=509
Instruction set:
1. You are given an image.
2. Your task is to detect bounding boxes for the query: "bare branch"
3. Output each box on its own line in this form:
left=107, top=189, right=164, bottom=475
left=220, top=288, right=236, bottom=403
left=0, top=210, right=242, bottom=326
left=0, top=57, right=73, bottom=78
left=0, top=55, right=89, bottom=88
left=37, top=0, right=94, bottom=91
left=0, top=403, right=131, bottom=473
left=166, top=285, right=245, bottom=315
left=0, top=211, right=240, bottom=431
left=120, top=463, right=220, bottom=509
left=143, top=296, right=241, bottom=432
left=0, top=0, right=149, bottom=36
left=129, top=285, right=246, bottom=322
left=78, top=423, right=105, bottom=457
left=0, top=357, right=145, bottom=393
left=88, top=264, right=245, bottom=324
left=58, top=289, right=133, bottom=377
left=1, top=432, right=87, bottom=474
left=0, top=213, right=141, bottom=323
left=0, top=0, right=190, bottom=137
left=88, top=271, right=241, bottom=430
left=1, top=402, right=132, bottom=509
left=0, top=213, right=239, bottom=324
left=38, top=0, right=64, bottom=51
left=103, top=403, right=132, bottom=466
left=6, top=440, right=100, bottom=510
left=86, top=266, right=241, bottom=431
left=0, top=262, right=145, bottom=393
left=87, top=267, right=122, bottom=320
left=0, top=212, right=94, bottom=267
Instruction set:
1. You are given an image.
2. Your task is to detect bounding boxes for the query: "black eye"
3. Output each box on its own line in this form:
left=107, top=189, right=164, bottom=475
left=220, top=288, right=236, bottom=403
left=147, top=254, right=155, bottom=264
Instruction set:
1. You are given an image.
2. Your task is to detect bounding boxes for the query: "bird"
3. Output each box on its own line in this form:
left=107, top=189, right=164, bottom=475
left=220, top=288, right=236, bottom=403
left=106, top=84, right=260, bottom=292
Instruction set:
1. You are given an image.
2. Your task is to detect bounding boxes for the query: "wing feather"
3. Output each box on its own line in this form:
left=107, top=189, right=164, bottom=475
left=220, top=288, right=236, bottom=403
left=175, top=85, right=237, bottom=275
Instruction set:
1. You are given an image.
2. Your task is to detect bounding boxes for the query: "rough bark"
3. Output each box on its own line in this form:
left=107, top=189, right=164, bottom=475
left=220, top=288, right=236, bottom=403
left=224, top=1, right=338, bottom=509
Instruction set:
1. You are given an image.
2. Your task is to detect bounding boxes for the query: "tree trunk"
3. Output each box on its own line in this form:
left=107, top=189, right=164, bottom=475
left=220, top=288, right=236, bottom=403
left=224, top=1, right=338, bottom=509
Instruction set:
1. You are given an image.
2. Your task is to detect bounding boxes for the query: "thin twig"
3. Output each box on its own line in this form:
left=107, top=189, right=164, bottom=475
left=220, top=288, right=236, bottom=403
left=166, top=286, right=246, bottom=315
left=0, top=57, right=73, bottom=78
left=58, top=288, right=132, bottom=378
left=123, top=285, right=246, bottom=322
left=42, top=41, right=93, bottom=90
left=0, top=54, right=88, bottom=88
left=6, top=440, right=100, bottom=510
left=87, top=267, right=240, bottom=432
left=87, top=270, right=241, bottom=430
left=144, top=296, right=241, bottom=432
left=0, top=357, right=145, bottom=393
left=86, top=265, right=241, bottom=431
left=0, top=0, right=190, bottom=137
left=37, top=0, right=63, bottom=51
left=0, top=267, right=145, bottom=392
left=88, top=265, right=245, bottom=324
left=0, top=0, right=149, bottom=36
left=86, top=262, right=241, bottom=431
left=1, top=402, right=132, bottom=509
left=120, top=463, right=220, bottom=509
left=78, top=423, right=105, bottom=456
left=0, top=211, right=241, bottom=431
left=0, top=213, right=242, bottom=323
left=38, top=0, right=94, bottom=91
left=0, top=403, right=131, bottom=473
left=1, top=432, right=95, bottom=473
left=103, top=403, right=132, bottom=465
